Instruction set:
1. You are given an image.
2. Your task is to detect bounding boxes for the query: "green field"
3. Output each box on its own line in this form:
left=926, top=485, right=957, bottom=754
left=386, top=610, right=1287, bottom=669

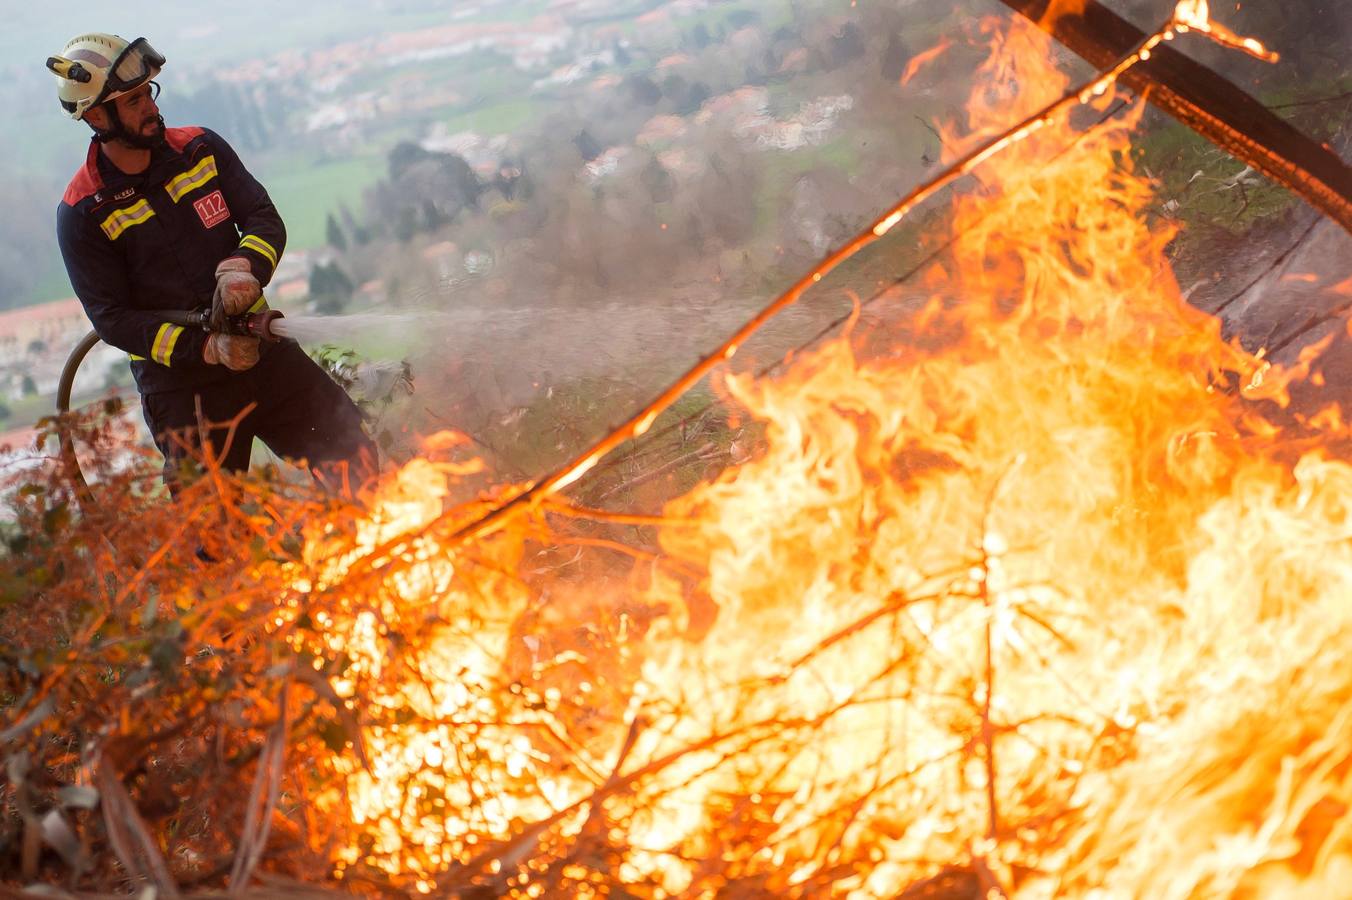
left=258, top=153, right=387, bottom=250
left=30, top=265, right=73, bottom=306
left=441, top=97, right=542, bottom=137
left=686, top=0, right=795, bottom=35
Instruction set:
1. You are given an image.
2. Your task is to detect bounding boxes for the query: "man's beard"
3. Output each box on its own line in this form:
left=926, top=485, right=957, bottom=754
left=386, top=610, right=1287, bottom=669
left=119, top=115, right=167, bottom=150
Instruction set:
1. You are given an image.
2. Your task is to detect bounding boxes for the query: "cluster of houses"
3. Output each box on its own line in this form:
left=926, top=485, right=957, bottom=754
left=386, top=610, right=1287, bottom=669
left=0, top=299, right=99, bottom=402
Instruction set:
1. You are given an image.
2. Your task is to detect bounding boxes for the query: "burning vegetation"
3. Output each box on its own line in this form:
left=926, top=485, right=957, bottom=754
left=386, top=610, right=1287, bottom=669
left=4, top=5, right=1352, bottom=898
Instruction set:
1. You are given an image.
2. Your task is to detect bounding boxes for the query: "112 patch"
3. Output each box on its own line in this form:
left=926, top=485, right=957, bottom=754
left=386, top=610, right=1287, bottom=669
left=193, top=190, right=230, bottom=228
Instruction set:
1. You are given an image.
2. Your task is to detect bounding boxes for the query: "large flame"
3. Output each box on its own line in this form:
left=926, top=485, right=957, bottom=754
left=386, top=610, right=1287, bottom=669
left=297, top=12, right=1352, bottom=897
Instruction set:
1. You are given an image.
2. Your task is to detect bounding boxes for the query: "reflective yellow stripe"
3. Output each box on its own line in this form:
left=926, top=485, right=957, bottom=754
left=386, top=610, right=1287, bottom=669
left=160, top=325, right=184, bottom=365
left=129, top=353, right=146, bottom=361
left=149, top=323, right=184, bottom=367
left=100, top=199, right=155, bottom=240
left=149, top=323, right=172, bottom=366
left=238, top=234, right=278, bottom=269
left=164, top=155, right=218, bottom=202
left=248, top=294, right=269, bottom=313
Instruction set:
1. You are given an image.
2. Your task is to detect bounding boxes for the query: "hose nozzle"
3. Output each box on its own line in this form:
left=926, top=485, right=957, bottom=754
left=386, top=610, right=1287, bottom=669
left=231, top=309, right=285, bottom=342
left=168, top=308, right=285, bottom=342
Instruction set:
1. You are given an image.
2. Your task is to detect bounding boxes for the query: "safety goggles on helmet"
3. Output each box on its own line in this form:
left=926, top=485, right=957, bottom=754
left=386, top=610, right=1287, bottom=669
left=93, top=37, right=164, bottom=107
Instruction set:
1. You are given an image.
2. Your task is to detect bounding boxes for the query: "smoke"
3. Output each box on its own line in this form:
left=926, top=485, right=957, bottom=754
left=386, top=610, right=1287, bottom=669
left=311, top=2, right=988, bottom=483
left=283, top=284, right=859, bottom=482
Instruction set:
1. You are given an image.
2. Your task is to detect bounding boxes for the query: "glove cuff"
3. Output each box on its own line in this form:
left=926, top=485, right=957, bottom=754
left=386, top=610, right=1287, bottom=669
left=202, top=333, right=220, bottom=365
left=215, top=256, right=253, bottom=278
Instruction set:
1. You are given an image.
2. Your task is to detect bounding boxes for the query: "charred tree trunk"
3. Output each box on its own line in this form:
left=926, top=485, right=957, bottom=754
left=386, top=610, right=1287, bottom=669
left=998, top=0, right=1352, bottom=234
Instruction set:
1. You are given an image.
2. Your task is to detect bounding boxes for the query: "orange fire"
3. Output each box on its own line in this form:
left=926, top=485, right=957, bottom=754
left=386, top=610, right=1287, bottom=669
left=293, top=7, right=1352, bottom=897
left=899, top=36, right=954, bottom=86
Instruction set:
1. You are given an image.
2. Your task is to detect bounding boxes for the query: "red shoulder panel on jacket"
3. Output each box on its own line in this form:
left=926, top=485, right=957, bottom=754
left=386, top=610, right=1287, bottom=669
left=164, top=126, right=206, bottom=152
left=62, top=142, right=104, bottom=206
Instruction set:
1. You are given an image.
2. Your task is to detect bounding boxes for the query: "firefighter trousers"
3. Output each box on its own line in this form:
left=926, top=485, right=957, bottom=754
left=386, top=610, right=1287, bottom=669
left=140, top=341, right=378, bottom=497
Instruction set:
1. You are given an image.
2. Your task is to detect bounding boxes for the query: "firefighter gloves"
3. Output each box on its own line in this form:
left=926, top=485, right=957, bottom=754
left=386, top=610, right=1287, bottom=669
left=203, top=332, right=260, bottom=371
left=211, top=255, right=261, bottom=331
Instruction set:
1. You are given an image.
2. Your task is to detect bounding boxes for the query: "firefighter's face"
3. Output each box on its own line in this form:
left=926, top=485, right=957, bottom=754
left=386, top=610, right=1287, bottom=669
left=111, top=83, right=163, bottom=140
left=86, top=82, right=164, bottom=147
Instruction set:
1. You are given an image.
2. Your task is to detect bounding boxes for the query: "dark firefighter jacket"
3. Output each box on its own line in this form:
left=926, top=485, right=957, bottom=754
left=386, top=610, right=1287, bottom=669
left=56, top=126, right=285, bottom=395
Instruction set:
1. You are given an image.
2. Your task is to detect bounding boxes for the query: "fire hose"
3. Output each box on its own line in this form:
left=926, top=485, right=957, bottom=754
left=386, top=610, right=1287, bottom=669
left=55, top=308, right=286, bottom=514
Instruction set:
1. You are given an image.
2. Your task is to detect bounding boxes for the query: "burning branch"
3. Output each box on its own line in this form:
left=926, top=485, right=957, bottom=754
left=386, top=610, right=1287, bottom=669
left=999, top=0, right=1352, bottom=233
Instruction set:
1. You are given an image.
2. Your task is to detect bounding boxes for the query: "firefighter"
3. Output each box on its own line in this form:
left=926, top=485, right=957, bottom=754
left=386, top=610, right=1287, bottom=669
left=47, top=33, right=377, bottom=497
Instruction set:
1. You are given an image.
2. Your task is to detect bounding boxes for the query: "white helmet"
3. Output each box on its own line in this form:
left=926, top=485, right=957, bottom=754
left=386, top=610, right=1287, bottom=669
left=46, top=33, right=164, bottom=120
